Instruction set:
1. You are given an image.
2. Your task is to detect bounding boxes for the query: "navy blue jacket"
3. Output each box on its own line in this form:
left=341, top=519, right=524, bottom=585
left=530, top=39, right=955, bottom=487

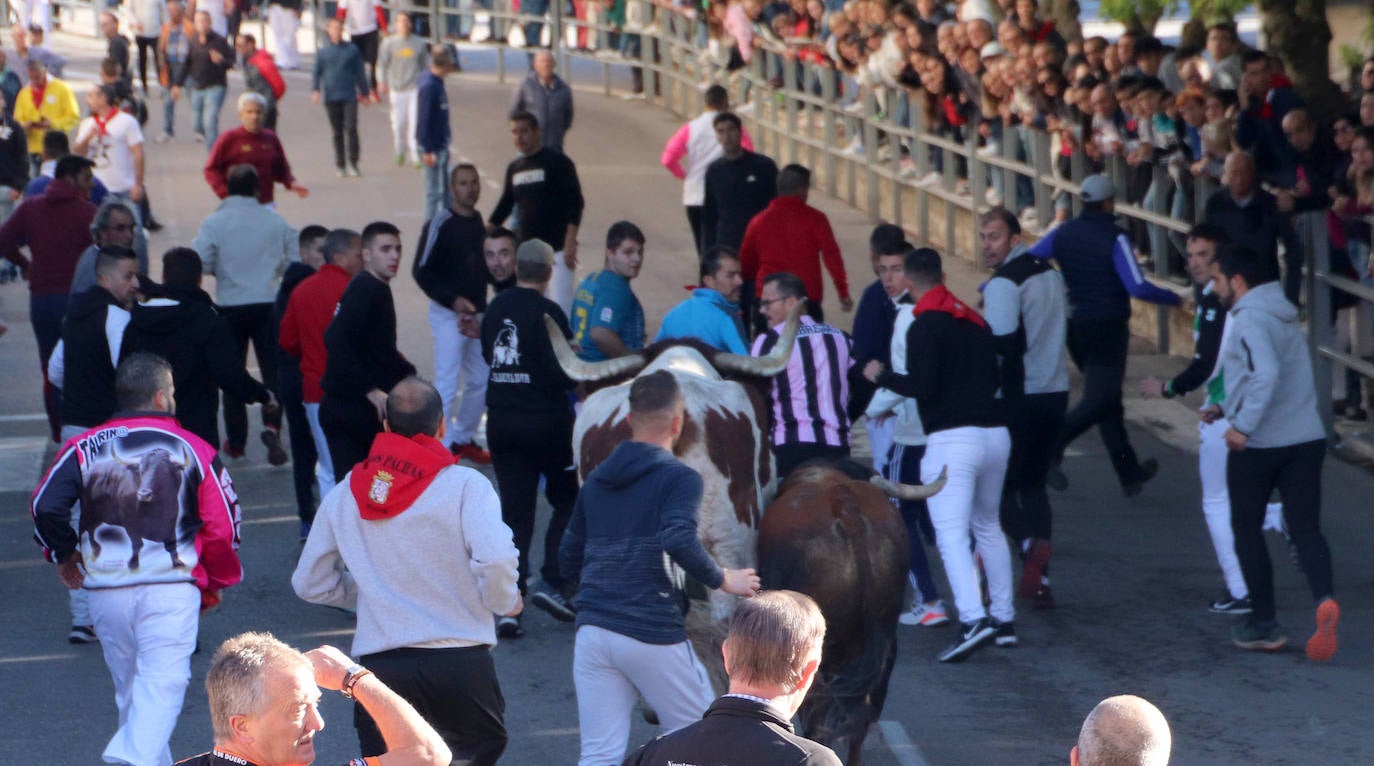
left=311, top=40, right=369, bottom=102
left=1029, top=210, right=1179, bottom=320
left=1235, top=85, right=1302, bottom=186
left=415, top=70, right=449, bottom=154
left=559, top=441, right=725, bottom=645
left=847, top=279, right=906, bottom=420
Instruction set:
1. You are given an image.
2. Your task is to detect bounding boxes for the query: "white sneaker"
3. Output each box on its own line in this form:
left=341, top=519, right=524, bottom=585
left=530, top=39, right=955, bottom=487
left=841, top=137, right=865, bottom=157
left=899, top=600, right=950, bottom=627
left=154, top=132, right=172, bottom=144
left=977, top=141, right=1001, bottom=158
left=914, top=170, right=942, bottom=187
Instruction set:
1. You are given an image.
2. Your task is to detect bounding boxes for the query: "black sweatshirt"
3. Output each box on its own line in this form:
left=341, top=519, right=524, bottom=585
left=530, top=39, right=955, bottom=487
left=59, top=286, right=124, bottom=428
left=700, top=151, right=778, bottom=250
left=1167, top=285, right=1226, bottom=400
left=123, top=285, right=273, bottom=446
left=321, top=271, right=416, bottom=401
left=413, top=209, right=491, bottom=311
left=489, top=148, right=585, bottom=251
left=0, top=115, right=30, bottom=190
left=877, top=311, right=1004, bottom=434
left=175, top=32, right=234, bottom=89
left=624, top=697, right=841, bottom=766
left=481, top=285, right=576, bottom=416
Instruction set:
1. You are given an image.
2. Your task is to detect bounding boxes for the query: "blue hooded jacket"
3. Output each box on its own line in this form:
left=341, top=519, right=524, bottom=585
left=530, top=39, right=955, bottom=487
left=655, top=287, right=748, bottom=354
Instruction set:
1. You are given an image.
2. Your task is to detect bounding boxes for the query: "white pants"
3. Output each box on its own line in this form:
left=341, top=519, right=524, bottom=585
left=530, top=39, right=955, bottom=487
left=89, top=581, right=200, bottom=766
left=547, top=251, right=575, bottom=318
left=60, top=424, right=91, bottom=626
left=388, top=87, right=420, bottom=163
left=428, top=302, right=490, bottom=447
left=267, top=5, right=301, bottom=69
left=865, top=416, right=895, bottom=475
left=921, top=425, right=1014, bottom=625
left=573, top=625, right=714, bottom=766
left=1199, top=418, right=1249, bottom=600
left=304, top=402, right=335, bottom=493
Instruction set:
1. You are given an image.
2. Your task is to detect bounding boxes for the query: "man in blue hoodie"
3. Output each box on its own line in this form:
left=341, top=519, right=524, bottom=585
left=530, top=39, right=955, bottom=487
left=560, top=370, right=761, bottom=766
left=1207, top=244, right=1338, bottom=662
left=655, top=244, right=747, bottom=353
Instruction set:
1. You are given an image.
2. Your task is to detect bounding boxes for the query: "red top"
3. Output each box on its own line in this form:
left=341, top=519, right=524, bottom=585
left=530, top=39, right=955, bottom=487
left=738, top=196, right=849, bottom=302
left=0, top=178, right=96, bottom=296
left=278, top=263, right=351, bottom=402
left=203, top=126, right=296, bottom=204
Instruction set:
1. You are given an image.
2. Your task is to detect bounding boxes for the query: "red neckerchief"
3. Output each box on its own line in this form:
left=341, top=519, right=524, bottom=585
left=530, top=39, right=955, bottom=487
left=30, top=82, right=45, bottom=109
left=349, top=432, right=456, bottom=520
left=92, top=107, right=119, bottom=137
left=913, top=283, right=987, bottom=328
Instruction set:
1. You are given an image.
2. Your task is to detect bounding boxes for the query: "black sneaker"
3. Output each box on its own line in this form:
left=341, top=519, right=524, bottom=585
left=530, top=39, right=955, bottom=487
left=68, top=625, right=99, bottom=644
left=530, top=581, right=576, bottom=622
left=496, top=615, right=523, bottom=638
left=1232, top=619, right=1286, bottom=652
left=1046, top=463, right=1068, bottom=491
left=1209, top=595, right=1253, bottom=615
left=993, top=620, right=1018, bottom=647
left=937, top=618, right=996, bottom=663
left=261, top=428, right=289, bottom=466
left=1122, top=458, right=1159, bottom=498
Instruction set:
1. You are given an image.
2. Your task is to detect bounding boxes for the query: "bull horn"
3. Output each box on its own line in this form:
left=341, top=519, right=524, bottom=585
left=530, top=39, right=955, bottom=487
left=871, top=466, right=948, bottom=501
left=712, top=299, right=806, bottom=377
left=169, top=443, right=192, bottom=469
left=543, top=314, right=647, bottom=382
left=110, top=440, right=138, bottom=468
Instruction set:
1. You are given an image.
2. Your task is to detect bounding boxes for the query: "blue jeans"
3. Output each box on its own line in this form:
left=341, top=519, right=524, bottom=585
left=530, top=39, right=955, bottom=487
left=522, top=0, right=547, bottom=46
left=31, top=291, right=68, bottom=439
left=424, top=148, right=451, bottom=223
left=190, top=84, right=226, bottom=147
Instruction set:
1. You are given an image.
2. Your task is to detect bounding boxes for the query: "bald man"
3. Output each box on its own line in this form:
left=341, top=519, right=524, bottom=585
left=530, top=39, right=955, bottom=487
left=1071, top=695, right=1171, bottom=766
left=294, top=375, right=522, bottom=765
left=1203, top=151, right=1303, bottom=304
left=1277, top=109, right=1339, bottom=216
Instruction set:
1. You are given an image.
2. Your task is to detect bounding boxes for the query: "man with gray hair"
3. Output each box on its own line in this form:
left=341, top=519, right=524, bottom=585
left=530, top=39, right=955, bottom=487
left=294, top=376, right=520, bottom=765
left=1070, top=695, right=1172, bottom=766
left=623, top=590, right=842, bottom=765
left=179, top=633, right=450, bottom=766
left=68, top=199, right=148, bottom=296
left=204, top=91, right=308, bottom=206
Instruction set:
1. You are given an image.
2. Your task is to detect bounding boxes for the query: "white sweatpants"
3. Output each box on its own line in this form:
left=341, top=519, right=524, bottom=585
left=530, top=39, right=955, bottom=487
left=267, top=5, right=301, bottom=69
left=89, top=581, right=200, bottom=766
left=304, top=402, right=335, bottom=493
left=865, top=416, right=895, bottom=475
left=921, top=425, right=1014, bottom=625
left=573, top=625, right=715, bottom=766
left=1199, top=418, right=1249, bottom=600
left=428, top=302, right=490, bottom=447
left=547, top=251, right=575, bottom=318
left=388, top=87, right=420, bottom=163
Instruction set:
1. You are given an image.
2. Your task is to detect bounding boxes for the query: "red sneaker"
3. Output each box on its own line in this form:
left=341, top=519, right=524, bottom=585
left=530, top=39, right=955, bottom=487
left=1020, top=539, right=1052, bottom=600
left=221, top=440, right=245, bottom=459
left=1306, top=598, right=1340, bottom=662
left=453, top=442, right=492, bottom=465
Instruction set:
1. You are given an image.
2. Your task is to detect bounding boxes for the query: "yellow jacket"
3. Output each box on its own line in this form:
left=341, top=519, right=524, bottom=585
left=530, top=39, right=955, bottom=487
left=14, top=77, right=80, bottom=154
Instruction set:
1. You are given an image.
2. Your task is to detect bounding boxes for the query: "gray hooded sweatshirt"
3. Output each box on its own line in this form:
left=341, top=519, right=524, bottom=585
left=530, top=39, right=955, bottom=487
left=1219, top=281, right=1326, bottom=448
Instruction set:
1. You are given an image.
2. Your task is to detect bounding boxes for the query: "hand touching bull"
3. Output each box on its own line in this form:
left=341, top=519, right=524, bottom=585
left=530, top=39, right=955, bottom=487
left=722, top=567, right=762, bottom=597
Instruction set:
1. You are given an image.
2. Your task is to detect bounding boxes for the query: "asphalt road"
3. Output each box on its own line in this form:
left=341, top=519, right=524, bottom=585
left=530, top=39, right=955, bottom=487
left=0, top=34, right=1372, bottom=766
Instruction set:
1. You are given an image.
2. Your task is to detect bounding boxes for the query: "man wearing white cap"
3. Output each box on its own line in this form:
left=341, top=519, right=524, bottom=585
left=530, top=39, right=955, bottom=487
left=1029, top=175, right=1181, bottom=499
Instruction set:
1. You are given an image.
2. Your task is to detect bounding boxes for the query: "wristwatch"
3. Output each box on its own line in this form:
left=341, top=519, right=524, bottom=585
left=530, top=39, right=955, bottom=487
left=340, top=664, right=374, bottom=700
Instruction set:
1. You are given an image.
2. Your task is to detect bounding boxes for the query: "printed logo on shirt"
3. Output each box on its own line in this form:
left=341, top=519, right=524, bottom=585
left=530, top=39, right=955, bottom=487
left=490, top=318, right=531, bottom=383
left=746, top=174, right=757, bottom=183
left=512, top=168, right=546, bottom=186
left=368, top=470, right=394, bottom=504
left=599, top=307, right=614, bottom=323
left=398, top=48, right=414, bottom=58
left=1205, top=308, right=1217, bottom=322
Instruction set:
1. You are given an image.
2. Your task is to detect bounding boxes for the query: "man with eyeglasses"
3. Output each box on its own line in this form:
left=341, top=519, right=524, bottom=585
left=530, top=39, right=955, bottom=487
left=67, top=199, right=148, bottom=296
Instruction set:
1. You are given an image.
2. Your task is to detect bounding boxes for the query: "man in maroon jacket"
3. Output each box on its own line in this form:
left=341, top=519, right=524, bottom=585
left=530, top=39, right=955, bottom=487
left=204, top=92, right=308, bottom=206
left=0, top=155, right=97, bottom=441
left=737, top=163, right=851, bottom=333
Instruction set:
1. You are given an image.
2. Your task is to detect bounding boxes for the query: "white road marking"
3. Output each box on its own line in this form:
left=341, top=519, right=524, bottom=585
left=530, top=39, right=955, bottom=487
left=878, top=720, right=932, bottom=766
left=0, top=414, right=48, bottom=423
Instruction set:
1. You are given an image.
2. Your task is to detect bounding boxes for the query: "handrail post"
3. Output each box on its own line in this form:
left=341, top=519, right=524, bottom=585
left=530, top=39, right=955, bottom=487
left=1150, top=163, right=1171, bottom=355
left=1033, top=128, right=1052, bottom=226
left=863, top=89, right=878, bottom=220
left=822, top=71, right=837, bottom=197
left=1307, top=211, right=1336, bottom=441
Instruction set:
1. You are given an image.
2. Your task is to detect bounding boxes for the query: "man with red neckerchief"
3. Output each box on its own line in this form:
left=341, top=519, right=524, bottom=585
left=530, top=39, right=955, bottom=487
left=178, top=633, right=451, bottom=766
left=863, top=247, right=1015, bottom=665
left=73, top=82, right=145, bottom=222
left=292, top=377, right=520, bottom=766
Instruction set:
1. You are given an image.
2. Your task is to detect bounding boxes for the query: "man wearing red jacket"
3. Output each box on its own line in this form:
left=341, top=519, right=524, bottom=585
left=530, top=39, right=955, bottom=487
left=32, top=353, right=243, bottom=766
left=0, top=155, right=97, bottom=441
left=738, top=163, right=851, bottom=333
left=278, top=228, right=364, bottom=492
left=204, top=91, right=307, bottom=206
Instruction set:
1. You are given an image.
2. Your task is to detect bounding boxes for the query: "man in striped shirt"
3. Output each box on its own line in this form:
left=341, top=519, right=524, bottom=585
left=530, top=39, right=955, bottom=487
left=751, top=272, right=853, bottom=478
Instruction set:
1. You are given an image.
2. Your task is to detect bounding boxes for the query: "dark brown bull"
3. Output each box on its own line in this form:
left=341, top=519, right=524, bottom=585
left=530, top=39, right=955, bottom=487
left=81, top=443, right=191, bottom=570
left=759, top=461, right=944, bottom=765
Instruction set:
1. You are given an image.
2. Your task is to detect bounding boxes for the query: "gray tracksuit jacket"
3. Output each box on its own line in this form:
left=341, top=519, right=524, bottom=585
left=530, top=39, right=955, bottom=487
left=1219, top=281, right=1326, bottom=448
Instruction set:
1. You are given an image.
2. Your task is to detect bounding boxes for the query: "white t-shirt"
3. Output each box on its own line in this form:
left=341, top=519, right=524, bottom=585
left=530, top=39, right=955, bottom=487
left=340, top=0, right=379, bottom=36
left=77, top=111, right=144, bottom=193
